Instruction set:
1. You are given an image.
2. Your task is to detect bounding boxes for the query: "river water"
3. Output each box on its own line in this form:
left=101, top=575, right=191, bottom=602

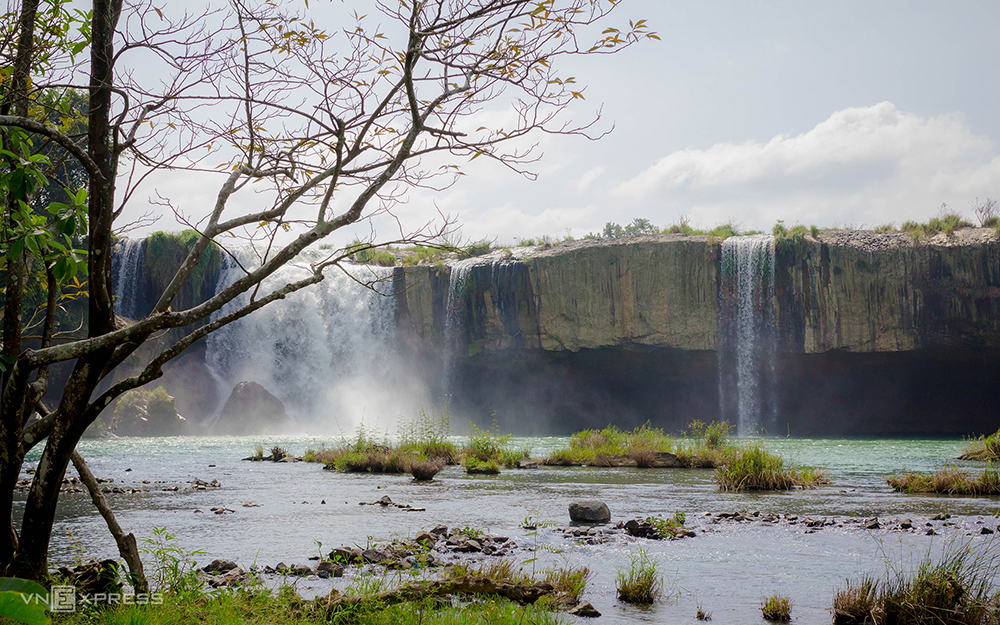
left=20, top=436, right=1000, bottom=623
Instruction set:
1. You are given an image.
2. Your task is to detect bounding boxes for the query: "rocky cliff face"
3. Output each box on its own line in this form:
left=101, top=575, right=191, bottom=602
left=395, top=229, right=1000, bottom=437
left=397, top=230, right=1000, bottom=356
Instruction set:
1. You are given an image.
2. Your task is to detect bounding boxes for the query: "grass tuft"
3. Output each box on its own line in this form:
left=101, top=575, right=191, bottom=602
left=960, top=429, right=1000, bottom=462
left=761, top=595, right=791, bottom=622
left=887, top=465, right=1000, bottom=496
left=715, top=443, right=826, bottom=491
left=615, top=549, right=663, bottom=604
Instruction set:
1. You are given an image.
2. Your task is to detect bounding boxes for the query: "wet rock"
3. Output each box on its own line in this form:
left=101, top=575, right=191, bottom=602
left=210, top=506, right=235, bottom=515
left=415, top=531, right=436, bottom=546
left=864, top=518, right=881, bottom=530
left=362, top=549, right=390, bottom=564
left=569, top=601, right=601, bottom=617
left=517, top=458, right=539, bottom=469
left=213, top=381, right=292, bottom=435
left=202, top=559, right=238, bottom=574
left=569, top=500, right=611, bottom=524
left=430, top=524, right=449, bottom=536
left=316, top=560, right=344, bottom=578
left=982, top=527, right=994, bottom=535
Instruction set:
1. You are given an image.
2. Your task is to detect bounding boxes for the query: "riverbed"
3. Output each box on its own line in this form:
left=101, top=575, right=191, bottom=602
left=20, top=436, right=1000, bottom=623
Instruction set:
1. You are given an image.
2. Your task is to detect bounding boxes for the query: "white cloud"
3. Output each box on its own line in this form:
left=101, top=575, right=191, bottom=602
left=572, top=165, right=606, bottom=195
left=615, top=102, right=1000, bottom=229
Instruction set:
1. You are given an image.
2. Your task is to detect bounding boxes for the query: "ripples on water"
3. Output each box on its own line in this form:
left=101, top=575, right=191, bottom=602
left=20, top=436, right=1000, bottom=623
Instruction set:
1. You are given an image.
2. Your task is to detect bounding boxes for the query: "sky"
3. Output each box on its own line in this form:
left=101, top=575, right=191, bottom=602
left=128, top=1, right=1000, bottom=246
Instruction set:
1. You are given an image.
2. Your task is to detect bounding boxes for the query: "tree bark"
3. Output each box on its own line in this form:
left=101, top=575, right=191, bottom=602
left=70, top=451, right=147, bottom=593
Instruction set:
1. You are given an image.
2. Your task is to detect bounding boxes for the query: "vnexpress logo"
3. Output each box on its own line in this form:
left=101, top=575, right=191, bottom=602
left=49, top=585, right=76, bottom=613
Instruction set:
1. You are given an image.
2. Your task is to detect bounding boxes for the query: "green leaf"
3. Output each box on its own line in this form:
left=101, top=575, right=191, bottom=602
left=0, top=578, right=49, bottom=625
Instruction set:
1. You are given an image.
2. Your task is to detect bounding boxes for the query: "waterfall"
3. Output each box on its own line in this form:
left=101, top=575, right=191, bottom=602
left=204, top=249, right=409, bottom=431
left=441, top=258, right=478, bottom=398
left=718, top=234, right=777, bottom=436
left=112, top=238, right=145, bottom=319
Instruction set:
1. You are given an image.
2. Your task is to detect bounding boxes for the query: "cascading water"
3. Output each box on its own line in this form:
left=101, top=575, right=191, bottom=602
left=204, top=249, right=413, bottom=431
left=112, top=238, right=145, bottom=319
left=718, top=234, right=777, bottom=436
left=441, top=258, right=478, bottom=398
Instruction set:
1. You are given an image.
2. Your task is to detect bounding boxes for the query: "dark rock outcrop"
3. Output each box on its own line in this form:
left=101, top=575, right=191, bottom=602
left=212, top=381, right=292, bottom=435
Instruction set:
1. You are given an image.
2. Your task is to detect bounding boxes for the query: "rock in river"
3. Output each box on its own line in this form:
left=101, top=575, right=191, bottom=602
left=569, top=500, right=611, bottom=524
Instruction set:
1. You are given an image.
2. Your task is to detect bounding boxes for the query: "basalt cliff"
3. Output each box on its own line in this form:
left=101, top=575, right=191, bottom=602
left=107, top=229, right=1000, bottom=437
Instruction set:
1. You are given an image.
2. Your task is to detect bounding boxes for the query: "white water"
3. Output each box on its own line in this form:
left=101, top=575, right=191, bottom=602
left=718, top=234, right=777, bottom=436
left=204, top=248, right=420, bottom=432
left=441, top=258, right=479, bottom=398
left=112, top=238, right=144, bottom=319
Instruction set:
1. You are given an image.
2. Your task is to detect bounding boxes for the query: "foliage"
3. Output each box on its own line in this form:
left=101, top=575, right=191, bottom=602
left=590, top=217, right=659, bottom=239
left=615, top=549, right=663, bottom=604
left=833, top=539, right=1000, bottom=625
left=761, top=595, right=792, bottom=623
left=886, top=465, right=1000, bottom=496
left=139, top=527, right=205, bottom=598
left=715, top=443, right=826, bottom=491
left=461, top=424, right=526, bottom=471
left=396, top=403, right=459, bottom=463
left=455, top=241, right=492, bottom=260
left=0, top=577, right=49, bottom=625
left=94, top=386, right=184, bottom=437
left=348, top=240, right=397, bottom=267
left=143, top=230, right=221, bottom=302
left=542, top=423, right=672, bottom=466
left=900, top=211, right=975, bottom=241
left=959, top=429, right=1000, bottom=462
left=648, top=512, right=688, bottom=539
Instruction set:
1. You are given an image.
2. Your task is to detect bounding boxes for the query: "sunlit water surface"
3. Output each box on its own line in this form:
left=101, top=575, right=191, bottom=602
left=20, top=437, right=1000, bottom=623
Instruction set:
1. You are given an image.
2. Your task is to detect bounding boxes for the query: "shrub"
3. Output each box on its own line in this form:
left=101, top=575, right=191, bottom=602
left=616, top=549, right=663, bottom=604
left=456, top=240, right=491, bottom=259
left=270, top=445, right=286, bottom=462
left=832, top=575, right=878, bottom=624
left=543, top=566, right=591, bottom=603
left=761, top=595, right=791, bottom=622
left=410, top=457, right=446, bottom=481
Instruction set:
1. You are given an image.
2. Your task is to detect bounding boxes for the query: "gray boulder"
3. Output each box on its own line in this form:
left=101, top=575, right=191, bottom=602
left=569, top=500, right=611, bottom=524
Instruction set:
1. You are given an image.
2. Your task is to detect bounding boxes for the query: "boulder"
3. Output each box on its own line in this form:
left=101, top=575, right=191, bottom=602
left=212, top=381, right=292, bottom=435
left=569, top=601, right=601, bottom=617
left=316, top=560, right=344, bottom=578
left=569, top=500, right=611, bottom=524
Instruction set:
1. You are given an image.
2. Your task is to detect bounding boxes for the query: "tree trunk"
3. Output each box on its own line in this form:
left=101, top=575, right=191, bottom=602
left=71, top=451, right=147, bottom=593
left=0, top=0, right=40, bottom=575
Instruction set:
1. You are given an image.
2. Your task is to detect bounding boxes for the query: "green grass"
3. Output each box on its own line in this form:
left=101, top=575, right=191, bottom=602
left=304, top=406, right=458, bottom=475
left=52, top=591, right=567, bottom=625
left=615, top=549, right=664, bottom=604
left=901, top=212, right=975, bottom=242
left=886, top=465, right=1000, bottom=496
left=541, top=423, right=673, bottom=466
left=761, top=595, right=792, bottom=622
left=960, top=429, right=1000, bottom=461
left=833, top=539, right=1000, bottom=625
left=461, top=424, right=527, bottom=472
left=715, top=443, right=826, bottom=491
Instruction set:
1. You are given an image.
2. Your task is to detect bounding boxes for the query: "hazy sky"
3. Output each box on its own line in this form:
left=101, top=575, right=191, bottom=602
left=132, top=1, right=1000, bottom=245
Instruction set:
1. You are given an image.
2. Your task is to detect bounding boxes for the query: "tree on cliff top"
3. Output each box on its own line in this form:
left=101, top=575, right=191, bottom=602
left=0, top=0, right=655, bottom=579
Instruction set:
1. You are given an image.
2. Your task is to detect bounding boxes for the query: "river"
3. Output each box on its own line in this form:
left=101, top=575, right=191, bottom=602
left=20, top=436, right=1000, bottom=623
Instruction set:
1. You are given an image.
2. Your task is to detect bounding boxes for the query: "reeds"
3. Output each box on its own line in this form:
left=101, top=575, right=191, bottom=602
left=887, top=465, right=1000, bottom=496
left=960, top=430, right=1000, bottom=462
left=833, top=539, right=1000, bottom=625
left=715, top=444, right=826, bottom=491
left=615, top=549, right=663, bottom=604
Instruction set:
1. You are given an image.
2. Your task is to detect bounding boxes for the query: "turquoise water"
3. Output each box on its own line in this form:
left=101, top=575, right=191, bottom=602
left=21, top=436, right=1000, bottom=623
